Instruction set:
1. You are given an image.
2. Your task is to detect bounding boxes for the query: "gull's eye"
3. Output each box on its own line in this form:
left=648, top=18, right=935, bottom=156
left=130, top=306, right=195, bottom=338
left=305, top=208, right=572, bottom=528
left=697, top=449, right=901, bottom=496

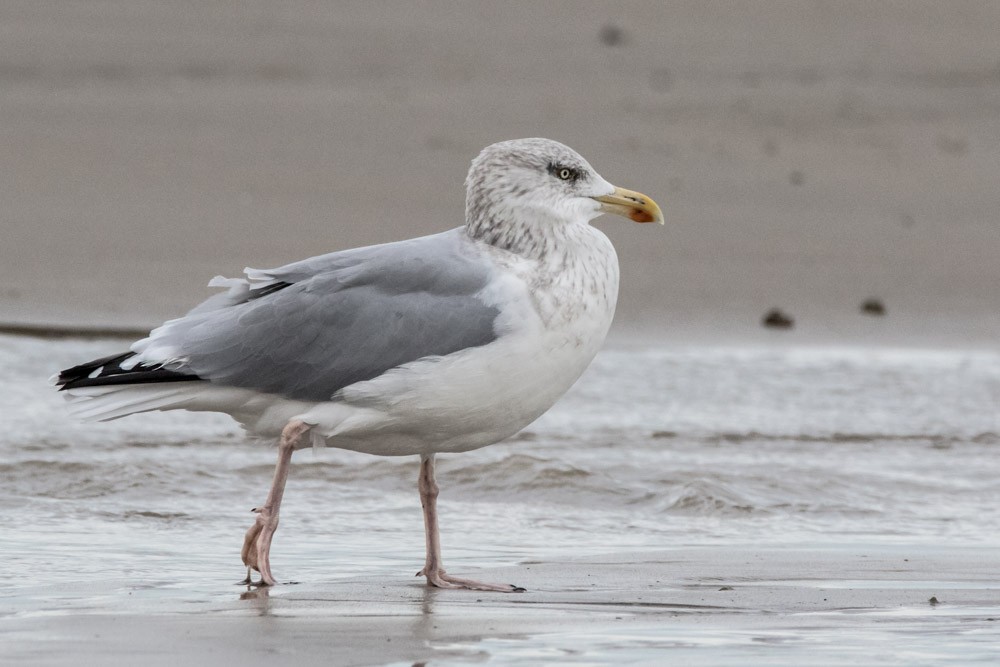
left=548, top=163, right=580, bottom=182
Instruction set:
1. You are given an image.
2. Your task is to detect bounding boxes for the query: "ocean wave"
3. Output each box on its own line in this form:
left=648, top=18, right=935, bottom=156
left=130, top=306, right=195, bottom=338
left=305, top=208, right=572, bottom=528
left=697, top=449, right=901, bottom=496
left=690, top=431, right=1000, bottom=446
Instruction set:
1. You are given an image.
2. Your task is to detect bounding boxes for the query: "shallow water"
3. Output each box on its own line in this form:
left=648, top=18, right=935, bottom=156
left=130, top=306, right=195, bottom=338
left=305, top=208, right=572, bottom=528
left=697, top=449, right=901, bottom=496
left=3, top=334, right=1000, bottom=662
left=5, top=335, right=999, bottom=586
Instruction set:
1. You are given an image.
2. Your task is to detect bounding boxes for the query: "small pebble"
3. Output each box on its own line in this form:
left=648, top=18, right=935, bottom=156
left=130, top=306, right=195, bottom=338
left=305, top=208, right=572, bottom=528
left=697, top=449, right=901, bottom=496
left=860, top=298, right=886, bottom=316
left=762, top=309, right=794, bottom=329
left=598, top=24, right=626, bottom=47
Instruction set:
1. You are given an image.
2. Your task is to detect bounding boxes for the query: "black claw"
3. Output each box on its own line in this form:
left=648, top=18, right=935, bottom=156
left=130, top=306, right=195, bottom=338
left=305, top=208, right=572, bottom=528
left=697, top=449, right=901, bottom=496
left=511, top=585, right=527, bottom=593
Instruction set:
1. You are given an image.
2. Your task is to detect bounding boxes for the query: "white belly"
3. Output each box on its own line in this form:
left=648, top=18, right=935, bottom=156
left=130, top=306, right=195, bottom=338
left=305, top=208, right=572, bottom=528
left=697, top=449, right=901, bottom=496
left=316, top=329, right=607, bottom=456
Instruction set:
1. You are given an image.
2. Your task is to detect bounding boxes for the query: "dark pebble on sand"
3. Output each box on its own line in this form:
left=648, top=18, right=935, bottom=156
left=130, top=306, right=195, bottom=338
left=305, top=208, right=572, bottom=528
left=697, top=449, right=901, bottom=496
left=762, top=309, right=794, bottom=329
left=860, top=299, right=886, bottom=316
left=599, top=23, right=626, bottom=47
left=929, top=596, right=939, bottom=605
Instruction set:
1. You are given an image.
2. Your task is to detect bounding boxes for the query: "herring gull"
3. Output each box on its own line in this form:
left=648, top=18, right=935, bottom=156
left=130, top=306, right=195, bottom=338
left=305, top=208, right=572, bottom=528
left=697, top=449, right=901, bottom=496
left=54, top=138, right=663, bottom=591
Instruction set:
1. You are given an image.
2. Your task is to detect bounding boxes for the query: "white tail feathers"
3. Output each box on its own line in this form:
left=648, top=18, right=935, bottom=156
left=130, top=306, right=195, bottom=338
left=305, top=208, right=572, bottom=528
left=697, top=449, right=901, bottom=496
left=62, top=383, right=205, bottom=422
left=59, top=382, right=297, bottom=438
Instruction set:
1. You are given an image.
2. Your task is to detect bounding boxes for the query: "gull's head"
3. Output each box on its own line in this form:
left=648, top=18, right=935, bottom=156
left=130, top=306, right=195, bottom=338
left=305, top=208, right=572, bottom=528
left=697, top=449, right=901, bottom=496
left=464, top=138, right=662, bottom=247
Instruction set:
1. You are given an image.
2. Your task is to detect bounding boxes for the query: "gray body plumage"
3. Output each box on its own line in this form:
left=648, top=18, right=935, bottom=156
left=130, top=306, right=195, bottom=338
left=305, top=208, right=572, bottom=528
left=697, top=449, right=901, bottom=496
left=56, top=137, right=654, bottom=454
left=130, top=228, right=500, bottom=402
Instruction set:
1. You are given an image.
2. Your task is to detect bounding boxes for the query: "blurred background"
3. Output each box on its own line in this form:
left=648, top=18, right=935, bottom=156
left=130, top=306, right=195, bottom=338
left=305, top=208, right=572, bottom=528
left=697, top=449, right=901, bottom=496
left=4, top=6, right=1000, bottom=662
left=2, top=0, right=999, bottom=345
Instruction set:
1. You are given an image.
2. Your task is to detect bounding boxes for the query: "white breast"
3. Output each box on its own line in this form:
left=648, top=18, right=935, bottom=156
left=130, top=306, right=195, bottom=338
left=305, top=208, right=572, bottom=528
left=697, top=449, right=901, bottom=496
left=301, top=224, right=620, bottom=457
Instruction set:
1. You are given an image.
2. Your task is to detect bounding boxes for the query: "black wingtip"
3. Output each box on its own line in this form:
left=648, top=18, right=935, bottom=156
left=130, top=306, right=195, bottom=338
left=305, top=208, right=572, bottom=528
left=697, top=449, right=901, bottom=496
left=56, top=351, right=202, bottom=390
left=55, top=352, right=133, bottom=388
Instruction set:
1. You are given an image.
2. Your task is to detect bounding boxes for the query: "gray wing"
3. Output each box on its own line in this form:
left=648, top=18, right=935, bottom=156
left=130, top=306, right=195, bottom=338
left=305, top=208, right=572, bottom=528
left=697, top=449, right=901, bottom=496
left=131, top=229, right=501, bottom=401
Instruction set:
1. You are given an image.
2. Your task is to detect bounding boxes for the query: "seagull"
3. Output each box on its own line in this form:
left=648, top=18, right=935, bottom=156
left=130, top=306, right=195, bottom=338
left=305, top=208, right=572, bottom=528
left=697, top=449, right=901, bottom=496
left=54, top=138, right=663, bottom=591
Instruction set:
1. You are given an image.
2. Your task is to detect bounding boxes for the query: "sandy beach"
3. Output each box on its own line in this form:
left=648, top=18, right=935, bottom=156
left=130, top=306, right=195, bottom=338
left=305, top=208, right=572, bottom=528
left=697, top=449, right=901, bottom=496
left=2, top=1, right=1000, bottom=345
left=3, top=2, right=1000, bottom=665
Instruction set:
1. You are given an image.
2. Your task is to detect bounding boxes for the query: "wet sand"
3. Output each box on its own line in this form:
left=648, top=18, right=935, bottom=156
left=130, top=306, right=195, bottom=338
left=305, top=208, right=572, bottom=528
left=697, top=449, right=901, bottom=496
left=4, top=547, right=997, bottom=666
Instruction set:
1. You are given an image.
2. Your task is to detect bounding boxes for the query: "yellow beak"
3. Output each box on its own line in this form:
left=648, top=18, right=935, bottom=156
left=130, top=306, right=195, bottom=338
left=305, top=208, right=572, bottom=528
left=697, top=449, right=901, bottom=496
left=593, top=186, right=664, bottom=224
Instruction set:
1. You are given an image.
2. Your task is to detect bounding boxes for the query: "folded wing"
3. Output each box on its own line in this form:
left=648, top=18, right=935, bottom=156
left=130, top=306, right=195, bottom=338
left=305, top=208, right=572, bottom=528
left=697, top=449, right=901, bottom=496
left=58, top=229, right=502, bottom=403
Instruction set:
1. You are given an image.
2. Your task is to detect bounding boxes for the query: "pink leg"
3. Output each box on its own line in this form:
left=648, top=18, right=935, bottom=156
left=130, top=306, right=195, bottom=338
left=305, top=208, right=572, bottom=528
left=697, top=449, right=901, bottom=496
left=241, top=420, right=310, bottom=586
left=416, top=453, right=525, bottom=593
